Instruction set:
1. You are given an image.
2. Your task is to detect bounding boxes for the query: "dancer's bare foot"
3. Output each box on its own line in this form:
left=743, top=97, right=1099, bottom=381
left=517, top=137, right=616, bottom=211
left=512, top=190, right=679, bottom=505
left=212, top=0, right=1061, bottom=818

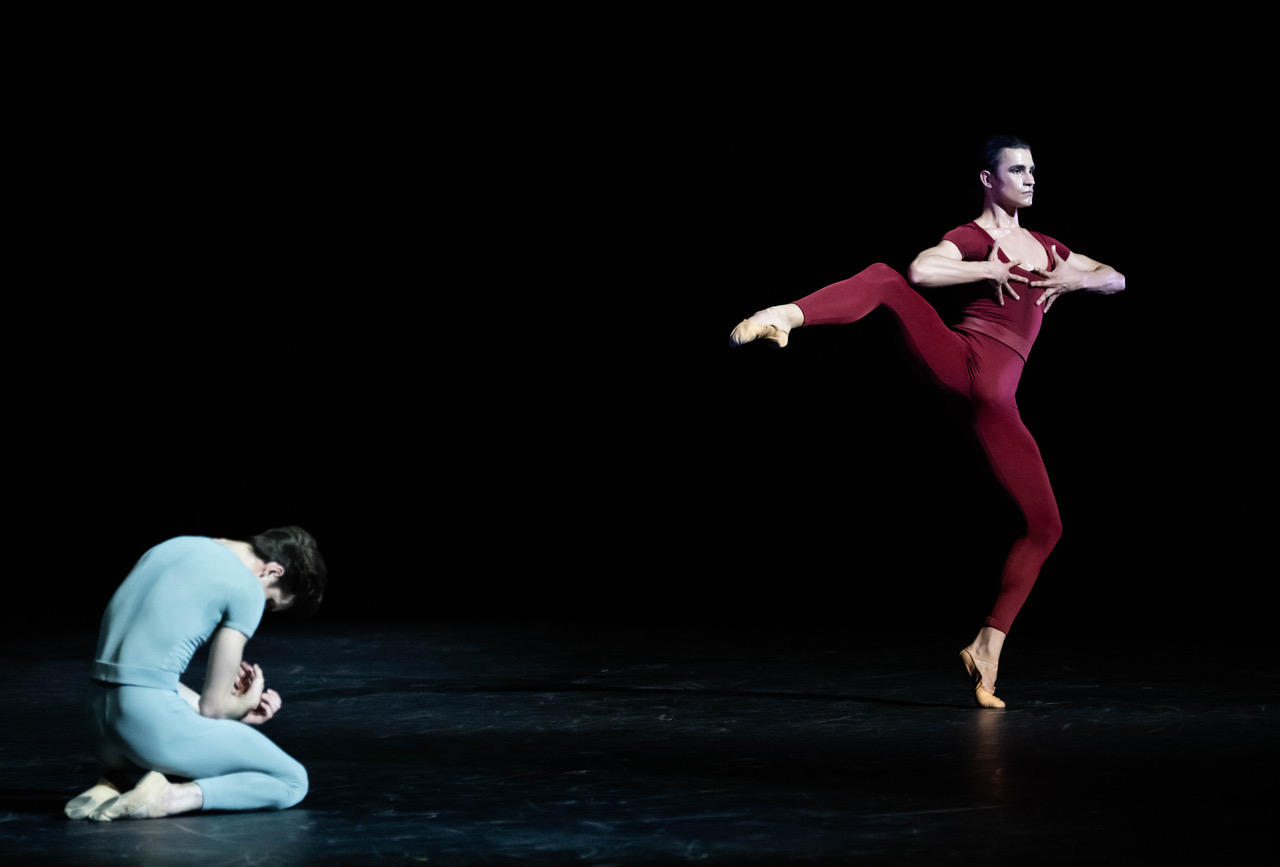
left=729, top=304, right=804, bottom=347
left=89, top=771, right=204, bottom=821
left=65, top=778, right=121, bottom=819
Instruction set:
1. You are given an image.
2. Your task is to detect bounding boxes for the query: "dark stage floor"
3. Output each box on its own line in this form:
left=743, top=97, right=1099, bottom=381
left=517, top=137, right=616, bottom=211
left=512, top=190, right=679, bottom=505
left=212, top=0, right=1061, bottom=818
left=1, top=621, right=1274, bottom=864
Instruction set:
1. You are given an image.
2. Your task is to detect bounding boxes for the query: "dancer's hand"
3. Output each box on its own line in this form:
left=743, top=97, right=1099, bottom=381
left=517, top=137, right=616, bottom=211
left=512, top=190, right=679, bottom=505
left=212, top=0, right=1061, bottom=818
left=231, top=661, right=265, bottom=709
left=1030, top=246, right=1087, bottom=312
left=232, top=661, right=259, bottom=696
left=241, top=688, right=282, bottom=726
left=233, top=661, right=280, bottom=724
left=987, top=241, right=1026, bottom=306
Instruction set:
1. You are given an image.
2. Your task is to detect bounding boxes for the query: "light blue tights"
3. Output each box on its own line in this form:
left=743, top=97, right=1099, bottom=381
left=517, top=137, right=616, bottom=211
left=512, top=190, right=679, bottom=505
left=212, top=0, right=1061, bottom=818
left=90, top=682, right=308, bottom=811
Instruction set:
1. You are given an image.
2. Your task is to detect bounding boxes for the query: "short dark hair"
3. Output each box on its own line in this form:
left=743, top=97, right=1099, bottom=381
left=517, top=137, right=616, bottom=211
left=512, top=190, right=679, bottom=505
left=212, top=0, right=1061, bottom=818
left=981, top=135, right=1033, bottom=173
left=248, top=525, right=327, bottom=616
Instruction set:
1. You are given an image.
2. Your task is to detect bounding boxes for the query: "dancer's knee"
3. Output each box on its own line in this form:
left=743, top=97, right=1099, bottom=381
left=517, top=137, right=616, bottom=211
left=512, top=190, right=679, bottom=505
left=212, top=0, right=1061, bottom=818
left=1028, top=510, right=1063, bottom=550
left=857, top=262, right=903, bottom=283
left=276, top=759, right=309, bottom=809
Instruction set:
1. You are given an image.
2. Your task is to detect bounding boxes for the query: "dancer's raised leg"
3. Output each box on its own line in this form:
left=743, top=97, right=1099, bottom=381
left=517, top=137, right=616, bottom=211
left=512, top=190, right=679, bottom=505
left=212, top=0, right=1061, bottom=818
left=730, top=264, right=971, bottom=394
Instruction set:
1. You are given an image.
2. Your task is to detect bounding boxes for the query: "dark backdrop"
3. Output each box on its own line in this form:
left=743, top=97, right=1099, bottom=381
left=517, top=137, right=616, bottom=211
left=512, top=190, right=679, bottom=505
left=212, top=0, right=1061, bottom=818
left=10, top=29, right=1267, bottom=647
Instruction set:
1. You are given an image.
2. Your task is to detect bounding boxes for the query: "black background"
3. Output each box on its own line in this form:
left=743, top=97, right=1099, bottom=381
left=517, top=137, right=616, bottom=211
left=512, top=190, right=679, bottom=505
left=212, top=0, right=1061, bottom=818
left=10, top=18, right=1269, bottom=646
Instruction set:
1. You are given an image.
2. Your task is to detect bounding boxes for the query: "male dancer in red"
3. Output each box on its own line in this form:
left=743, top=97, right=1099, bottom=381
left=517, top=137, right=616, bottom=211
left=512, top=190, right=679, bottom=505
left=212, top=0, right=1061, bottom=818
left=730, top=136, right=1125, bottom=708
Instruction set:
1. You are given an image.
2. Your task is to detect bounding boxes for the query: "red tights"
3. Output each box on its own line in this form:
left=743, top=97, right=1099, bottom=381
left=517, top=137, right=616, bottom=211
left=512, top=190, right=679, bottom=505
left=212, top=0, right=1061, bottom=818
left=794, top=263, right=1062, bottom=633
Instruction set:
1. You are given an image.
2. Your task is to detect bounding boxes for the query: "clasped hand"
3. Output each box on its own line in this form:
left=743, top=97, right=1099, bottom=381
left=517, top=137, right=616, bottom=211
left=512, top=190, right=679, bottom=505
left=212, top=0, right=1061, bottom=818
left=989, top=242, right=1084, bottom=312
left=1028, top=245, right=1086, bottom=312
left=231, top=661, right=282, bottom=725
left=986, top=240, right=1027, bottom=306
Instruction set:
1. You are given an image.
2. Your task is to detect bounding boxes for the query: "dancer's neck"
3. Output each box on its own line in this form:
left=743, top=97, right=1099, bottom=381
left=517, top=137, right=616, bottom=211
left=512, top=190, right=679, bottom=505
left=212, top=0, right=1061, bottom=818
left=976, top=200, right=1021, bottom=231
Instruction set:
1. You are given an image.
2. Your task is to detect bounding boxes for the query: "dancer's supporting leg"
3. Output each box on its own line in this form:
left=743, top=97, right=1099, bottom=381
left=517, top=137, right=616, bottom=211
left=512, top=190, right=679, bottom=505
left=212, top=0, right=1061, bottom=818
left=972, top=401, right=1063, bottom=636
left=959, top=356, right=1064, bottom=707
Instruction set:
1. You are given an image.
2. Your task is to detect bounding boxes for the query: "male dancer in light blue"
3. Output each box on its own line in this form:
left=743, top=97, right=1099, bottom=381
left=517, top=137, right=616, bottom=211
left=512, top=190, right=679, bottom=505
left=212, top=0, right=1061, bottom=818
left=64, top=527, right=327, bottom=821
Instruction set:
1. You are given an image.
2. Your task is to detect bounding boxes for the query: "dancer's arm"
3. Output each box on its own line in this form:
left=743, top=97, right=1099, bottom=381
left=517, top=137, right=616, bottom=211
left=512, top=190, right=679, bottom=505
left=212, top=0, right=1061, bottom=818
left=180, top=664, right=282, bottom=723
left=908, top=240, right=1027, bottom=305
left=197, top=627, right=264, bottom=720
left=1030, top=246, right=1126, bottom=311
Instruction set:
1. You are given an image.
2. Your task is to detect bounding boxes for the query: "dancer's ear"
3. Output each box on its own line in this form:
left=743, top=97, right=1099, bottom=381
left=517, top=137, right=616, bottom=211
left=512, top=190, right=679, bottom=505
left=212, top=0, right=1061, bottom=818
left=980, top=169, right=994, bottom=189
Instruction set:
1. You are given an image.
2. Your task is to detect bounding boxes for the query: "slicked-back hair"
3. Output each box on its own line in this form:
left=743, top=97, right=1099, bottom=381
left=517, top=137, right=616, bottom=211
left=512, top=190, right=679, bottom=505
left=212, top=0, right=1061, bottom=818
left=981, top=135, right=1033, bottom=173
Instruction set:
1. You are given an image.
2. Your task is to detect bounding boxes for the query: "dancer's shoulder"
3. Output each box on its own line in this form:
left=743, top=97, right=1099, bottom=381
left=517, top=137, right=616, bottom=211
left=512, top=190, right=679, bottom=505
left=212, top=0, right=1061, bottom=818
left=940, top=222, right=989, bottom=259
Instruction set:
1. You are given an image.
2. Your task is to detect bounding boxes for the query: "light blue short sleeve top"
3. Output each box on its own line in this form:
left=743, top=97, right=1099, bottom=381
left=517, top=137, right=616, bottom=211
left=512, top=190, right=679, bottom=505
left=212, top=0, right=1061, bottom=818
left=91, top=536, right=265, bottom=689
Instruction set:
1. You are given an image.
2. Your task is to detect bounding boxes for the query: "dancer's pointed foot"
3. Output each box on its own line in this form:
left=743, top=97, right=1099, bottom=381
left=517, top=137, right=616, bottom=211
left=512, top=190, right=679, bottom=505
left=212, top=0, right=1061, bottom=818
left=960, top=647, right=1006, bottom=709
left=730, top=319, right=787, bottom=347
left=729, top=305, right=802, bottom=347
left=65, top=779, right=122, bottom=819
left=89, top=771, right=172, bottom=821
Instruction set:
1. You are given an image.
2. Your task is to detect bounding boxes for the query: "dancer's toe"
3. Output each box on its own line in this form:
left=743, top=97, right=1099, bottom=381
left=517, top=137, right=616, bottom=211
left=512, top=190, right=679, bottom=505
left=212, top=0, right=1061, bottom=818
left=65, top=780, right=121, bottom=820
left=729, top=319, right=789, bottom=348
left=974, top=682, right=1006, bottom=709
left=88, top=796, right=120, bottom=822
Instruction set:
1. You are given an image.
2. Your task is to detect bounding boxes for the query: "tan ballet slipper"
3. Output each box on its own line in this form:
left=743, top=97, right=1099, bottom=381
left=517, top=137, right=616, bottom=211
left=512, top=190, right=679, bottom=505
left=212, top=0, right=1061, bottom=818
left=960, top=647, right=1006, bottom=709
left=89, top=771, right=170, bottom=822
left=65, top=779, right=122, bottom=819
left=729, top=319, right=790, bottom=348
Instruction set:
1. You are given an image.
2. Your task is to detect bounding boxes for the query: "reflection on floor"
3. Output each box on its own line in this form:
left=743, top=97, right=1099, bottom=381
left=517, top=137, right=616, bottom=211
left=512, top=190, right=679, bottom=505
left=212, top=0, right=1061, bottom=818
left=1, top=621, right=1274, bottom=864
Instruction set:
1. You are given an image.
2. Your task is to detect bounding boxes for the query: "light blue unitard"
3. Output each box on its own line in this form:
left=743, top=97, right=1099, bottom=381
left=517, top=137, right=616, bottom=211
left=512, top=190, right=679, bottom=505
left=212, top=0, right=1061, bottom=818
left=89, top=536, right=307, bottom=811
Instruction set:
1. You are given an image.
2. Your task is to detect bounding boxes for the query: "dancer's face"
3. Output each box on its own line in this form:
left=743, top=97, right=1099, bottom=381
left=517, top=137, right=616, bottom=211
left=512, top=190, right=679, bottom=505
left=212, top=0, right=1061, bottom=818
left=262, top=575, right=296, bottom=612
left=256, top=564, right=296, bottom=612
left=983, top=148, right=1036, bottom=210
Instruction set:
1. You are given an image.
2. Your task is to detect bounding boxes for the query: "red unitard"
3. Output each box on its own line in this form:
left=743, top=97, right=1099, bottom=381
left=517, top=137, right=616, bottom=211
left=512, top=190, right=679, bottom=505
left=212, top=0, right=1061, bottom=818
left=793, top=223, right=1071, bottom=633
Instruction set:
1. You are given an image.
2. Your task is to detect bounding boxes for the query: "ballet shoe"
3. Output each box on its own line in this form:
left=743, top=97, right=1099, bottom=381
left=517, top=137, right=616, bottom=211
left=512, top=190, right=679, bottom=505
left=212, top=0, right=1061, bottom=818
left=64, top=779, right=121, bottom=819
left=729, top=319, right=789, bottom=348
left=89, top=771, right=170, bottom=822
left=959, top=647, right=1006, bottom=709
